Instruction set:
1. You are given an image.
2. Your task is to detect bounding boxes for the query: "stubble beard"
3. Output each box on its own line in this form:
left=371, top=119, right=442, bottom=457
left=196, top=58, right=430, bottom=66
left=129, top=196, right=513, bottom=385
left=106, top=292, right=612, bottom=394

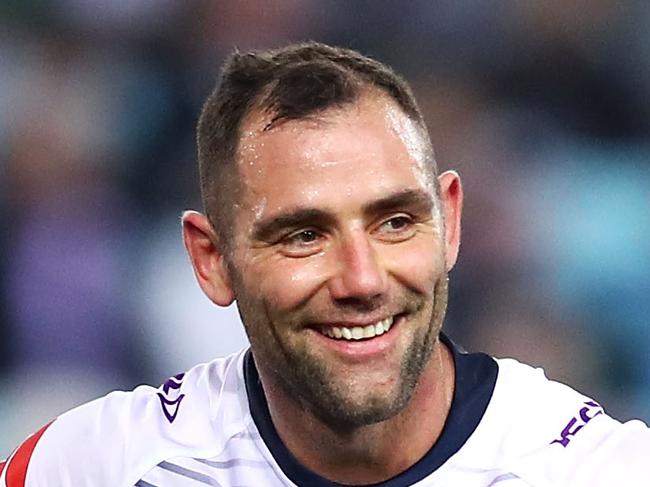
left=282, top=317, right=439, bottom=432
left=237, top=276, right=450, bottom=433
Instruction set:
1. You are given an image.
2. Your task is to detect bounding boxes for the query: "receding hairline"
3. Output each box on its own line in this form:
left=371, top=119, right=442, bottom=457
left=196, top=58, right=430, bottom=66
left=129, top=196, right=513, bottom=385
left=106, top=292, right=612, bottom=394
left=237, top=86, right=433, bottom=157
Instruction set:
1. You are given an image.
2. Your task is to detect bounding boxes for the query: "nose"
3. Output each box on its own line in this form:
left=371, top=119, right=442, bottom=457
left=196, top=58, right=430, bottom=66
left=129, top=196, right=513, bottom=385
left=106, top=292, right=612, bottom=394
left=328, top=231, right=388, bottom=302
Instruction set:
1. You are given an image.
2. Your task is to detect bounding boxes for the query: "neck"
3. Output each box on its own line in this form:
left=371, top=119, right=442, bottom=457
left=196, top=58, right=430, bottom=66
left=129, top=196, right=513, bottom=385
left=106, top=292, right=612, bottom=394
left=259, top=340, right=455, bottom=485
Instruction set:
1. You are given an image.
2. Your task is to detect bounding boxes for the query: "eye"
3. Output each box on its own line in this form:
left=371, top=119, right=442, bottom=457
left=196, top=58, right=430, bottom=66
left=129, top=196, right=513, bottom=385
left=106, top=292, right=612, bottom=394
left=375, top=215, right=416, bottom=241
left=382, top=216, right=411, bottom=231
left=280, top=229, right=325, bottom=257
left=288, top=229, right=319, bottom=244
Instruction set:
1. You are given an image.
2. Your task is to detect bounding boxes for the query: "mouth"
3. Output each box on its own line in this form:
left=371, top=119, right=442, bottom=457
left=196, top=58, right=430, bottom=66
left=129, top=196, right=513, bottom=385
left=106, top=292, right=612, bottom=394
left=318, top=314, right=401, bottom=341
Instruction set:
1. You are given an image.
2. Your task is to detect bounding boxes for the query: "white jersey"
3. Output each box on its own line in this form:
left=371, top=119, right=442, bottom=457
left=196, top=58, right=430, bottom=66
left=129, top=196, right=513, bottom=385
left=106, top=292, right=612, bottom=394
left=2, top=334, right=649, bottom=486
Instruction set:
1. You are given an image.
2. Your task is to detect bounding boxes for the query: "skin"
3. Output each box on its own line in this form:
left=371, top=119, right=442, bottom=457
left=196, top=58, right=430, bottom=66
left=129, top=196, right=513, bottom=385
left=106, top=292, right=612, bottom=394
left=183, top=92, right=463, bottom=484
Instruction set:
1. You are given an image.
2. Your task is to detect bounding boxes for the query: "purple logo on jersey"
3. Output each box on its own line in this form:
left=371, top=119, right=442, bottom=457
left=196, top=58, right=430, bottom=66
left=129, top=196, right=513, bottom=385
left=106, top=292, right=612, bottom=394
left=157, top=373, right=186, bottom=424
left=551, top=400, right=603, bottom=447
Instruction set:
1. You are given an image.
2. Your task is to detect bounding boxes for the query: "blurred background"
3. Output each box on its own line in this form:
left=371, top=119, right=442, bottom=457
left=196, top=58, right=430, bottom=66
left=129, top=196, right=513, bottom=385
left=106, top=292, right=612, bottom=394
left=1, top=0, right=649, bottom=456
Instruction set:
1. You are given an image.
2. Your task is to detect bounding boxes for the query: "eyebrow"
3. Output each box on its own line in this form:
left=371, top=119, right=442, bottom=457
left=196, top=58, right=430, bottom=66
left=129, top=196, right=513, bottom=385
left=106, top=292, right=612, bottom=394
left=252, top=208, right=337, bottom=242
left=363, top=188, right=435, bottom=217
left=251, top=188, right=435, bottom=242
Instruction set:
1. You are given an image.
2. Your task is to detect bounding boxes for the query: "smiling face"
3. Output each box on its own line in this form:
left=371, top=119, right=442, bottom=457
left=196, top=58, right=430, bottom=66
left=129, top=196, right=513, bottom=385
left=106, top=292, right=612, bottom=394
left=187, top=92, right=462, bottom=430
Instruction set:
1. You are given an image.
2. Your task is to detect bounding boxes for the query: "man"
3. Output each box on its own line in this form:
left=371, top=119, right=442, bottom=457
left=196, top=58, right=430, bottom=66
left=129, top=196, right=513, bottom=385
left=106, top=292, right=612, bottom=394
left=1, top=42, right=648, bottom=486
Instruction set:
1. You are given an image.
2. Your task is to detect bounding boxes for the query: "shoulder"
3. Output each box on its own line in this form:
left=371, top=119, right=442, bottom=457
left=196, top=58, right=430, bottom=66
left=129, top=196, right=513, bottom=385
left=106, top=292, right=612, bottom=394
left=458, top=357, right=650, bottom=486
left=0, top=350, right=250, bottom=487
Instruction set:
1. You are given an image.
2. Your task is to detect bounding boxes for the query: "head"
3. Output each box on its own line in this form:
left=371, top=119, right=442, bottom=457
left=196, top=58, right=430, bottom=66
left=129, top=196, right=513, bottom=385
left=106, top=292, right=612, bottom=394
left=184, top=42, right=462, bottom=430
left=195, top=41, right=435, bottom=250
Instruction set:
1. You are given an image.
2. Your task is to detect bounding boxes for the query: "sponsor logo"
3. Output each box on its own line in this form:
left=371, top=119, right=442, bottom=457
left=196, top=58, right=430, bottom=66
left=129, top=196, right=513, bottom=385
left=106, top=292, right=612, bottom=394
left=157, top=373, right=186, bottom=424
left=551, top=400, right=603, bottom=447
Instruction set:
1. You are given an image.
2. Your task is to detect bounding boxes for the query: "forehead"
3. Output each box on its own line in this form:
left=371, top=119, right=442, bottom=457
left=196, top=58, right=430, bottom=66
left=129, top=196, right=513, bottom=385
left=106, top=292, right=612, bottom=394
left=235, top=93, right=433, bottom=217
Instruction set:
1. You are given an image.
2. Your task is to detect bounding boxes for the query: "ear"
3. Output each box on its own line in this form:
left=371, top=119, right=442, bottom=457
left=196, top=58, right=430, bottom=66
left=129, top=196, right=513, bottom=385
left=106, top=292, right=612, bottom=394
left=182, top=211, right=235, bottom=306
left=437, top=170, right=463, bottom=271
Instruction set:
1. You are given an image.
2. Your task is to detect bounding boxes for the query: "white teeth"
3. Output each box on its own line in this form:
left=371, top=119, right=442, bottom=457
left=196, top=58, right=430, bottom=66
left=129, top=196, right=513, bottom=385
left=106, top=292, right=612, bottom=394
left=363, top=324, right=375, bottom=338
left=321, top=315, right=396, bottom=341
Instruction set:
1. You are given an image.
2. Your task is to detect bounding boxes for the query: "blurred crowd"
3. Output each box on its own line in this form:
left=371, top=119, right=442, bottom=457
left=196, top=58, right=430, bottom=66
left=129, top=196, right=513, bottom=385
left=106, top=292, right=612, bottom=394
left=1, top=1, right=649, bottom=456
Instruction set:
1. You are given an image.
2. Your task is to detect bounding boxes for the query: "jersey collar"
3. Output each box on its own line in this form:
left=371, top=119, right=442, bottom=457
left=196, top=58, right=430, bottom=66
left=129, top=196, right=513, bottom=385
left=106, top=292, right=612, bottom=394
left=244, top=333, right=498, bottom=486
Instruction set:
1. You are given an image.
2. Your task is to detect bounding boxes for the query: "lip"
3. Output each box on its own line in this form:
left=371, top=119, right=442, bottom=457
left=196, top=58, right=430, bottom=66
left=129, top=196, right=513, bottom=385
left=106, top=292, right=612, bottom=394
left=308, top=314, right=407, bottom=363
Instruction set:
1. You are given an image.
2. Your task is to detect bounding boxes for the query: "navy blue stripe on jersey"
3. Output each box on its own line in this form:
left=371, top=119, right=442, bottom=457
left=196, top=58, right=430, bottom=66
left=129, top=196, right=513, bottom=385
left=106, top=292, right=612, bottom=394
left=134, top=480, right=159, bottom=487
left=244, top=332, right=498, bottom=487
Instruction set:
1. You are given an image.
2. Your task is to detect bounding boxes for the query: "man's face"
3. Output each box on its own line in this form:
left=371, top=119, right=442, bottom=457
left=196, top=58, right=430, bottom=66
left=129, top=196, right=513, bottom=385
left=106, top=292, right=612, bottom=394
left=227, top=94, right=454, bottom=429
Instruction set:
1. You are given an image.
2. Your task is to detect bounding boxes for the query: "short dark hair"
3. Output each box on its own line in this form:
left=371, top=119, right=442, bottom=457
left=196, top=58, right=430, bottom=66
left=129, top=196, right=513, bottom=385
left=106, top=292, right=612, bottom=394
left=197, top=41, right=434, bottom=247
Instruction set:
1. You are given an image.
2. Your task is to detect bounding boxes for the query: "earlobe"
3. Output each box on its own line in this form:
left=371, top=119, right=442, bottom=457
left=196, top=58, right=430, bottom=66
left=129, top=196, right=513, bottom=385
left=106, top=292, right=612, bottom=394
left=437, top=171, right=463, bottom=271
left=181, top=211, right=235, bottom=306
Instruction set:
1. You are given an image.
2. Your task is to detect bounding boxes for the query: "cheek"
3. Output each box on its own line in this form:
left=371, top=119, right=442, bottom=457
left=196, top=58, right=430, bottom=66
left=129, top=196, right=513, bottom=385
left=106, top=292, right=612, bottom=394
left=247, top=255, right=332, bottom=312
left=383, top=238, right=444, bottom=294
